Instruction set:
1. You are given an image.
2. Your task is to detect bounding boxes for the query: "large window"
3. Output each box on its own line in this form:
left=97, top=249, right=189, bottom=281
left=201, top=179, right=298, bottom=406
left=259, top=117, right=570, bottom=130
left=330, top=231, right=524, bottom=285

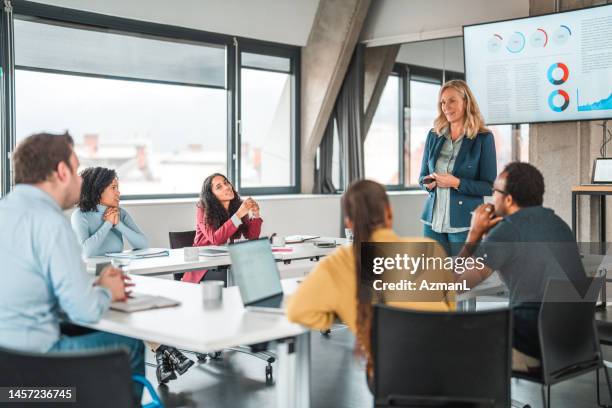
left=365, top=63, right=530, bottom=190
left=2, top=4, right=300, bottom=197
left=16, top=71, right=227, bottom=195
left=365, top=74, right=401, bottom=185
left=408, top=80, right=440, bottom=186
left=239, top=49, right=298, bottom=191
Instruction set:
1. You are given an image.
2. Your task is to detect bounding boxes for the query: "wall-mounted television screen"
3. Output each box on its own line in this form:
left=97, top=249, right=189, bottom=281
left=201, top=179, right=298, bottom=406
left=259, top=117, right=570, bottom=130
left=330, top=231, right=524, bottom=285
left=463, top=4, right=612, bottom=125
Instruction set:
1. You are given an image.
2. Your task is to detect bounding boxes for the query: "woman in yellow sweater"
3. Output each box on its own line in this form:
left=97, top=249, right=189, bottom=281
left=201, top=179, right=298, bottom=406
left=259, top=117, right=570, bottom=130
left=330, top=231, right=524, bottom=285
left=286, top=179, right=455, bottom=379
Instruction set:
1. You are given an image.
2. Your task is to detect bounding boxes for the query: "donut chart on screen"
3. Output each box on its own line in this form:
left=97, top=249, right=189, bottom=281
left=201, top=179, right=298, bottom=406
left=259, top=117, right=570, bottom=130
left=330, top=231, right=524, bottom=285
left=548, top=90, right=570, bottom=112
left=547, top=62, right=569, bottom=85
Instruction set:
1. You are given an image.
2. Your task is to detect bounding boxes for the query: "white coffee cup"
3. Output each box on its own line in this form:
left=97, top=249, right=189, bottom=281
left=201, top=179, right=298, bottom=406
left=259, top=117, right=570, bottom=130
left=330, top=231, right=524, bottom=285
left=202, top=280, right=224, bottom=308
left=202, top=280, right=224, bottom=299
left=272, top=235, right=286, bottom=246
left=184, top=246, right=199, bottom=261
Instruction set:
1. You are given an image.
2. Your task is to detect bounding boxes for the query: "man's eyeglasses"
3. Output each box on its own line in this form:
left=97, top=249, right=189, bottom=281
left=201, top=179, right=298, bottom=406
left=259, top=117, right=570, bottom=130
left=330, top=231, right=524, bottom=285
left=493, top=188, right=508, bottom=195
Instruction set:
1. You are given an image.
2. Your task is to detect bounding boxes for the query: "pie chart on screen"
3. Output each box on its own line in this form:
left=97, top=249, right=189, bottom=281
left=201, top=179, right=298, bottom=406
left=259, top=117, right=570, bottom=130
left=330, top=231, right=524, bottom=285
left=548, top=89, right=570, bottom=112
left=547, top=62, right=569, bottom=85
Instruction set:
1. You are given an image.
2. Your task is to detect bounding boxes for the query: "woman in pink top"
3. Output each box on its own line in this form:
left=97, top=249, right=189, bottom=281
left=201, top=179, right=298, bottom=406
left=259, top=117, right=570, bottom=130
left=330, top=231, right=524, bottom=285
left=182, top=173, right=263, bottom=283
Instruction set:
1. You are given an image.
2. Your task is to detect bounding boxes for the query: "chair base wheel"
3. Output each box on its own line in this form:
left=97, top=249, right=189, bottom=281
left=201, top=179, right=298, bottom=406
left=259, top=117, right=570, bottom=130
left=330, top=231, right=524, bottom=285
left=265, top=364, right=274, bottom=385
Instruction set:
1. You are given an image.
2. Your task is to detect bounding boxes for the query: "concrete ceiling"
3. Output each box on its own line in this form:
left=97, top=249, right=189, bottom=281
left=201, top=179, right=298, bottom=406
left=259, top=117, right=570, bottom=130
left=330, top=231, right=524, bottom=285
left=27, top=0, right=321, bottom=46
left=361, top=0, right=530, bottom=46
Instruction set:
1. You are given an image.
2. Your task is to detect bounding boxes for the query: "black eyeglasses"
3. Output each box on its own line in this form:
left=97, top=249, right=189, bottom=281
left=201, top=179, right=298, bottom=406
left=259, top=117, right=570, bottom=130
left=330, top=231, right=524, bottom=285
left=493, top=188, right=508, bottom=195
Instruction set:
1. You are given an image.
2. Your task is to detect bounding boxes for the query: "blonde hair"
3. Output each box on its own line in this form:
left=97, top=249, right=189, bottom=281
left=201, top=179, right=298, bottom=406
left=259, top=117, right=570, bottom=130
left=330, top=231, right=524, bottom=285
left=433, top=79, right=488, bottom=139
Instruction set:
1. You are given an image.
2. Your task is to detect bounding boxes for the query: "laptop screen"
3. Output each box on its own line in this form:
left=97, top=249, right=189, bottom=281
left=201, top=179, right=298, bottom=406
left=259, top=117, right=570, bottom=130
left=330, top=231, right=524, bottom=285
left=228, top=238, right=283, bottom=305
left=592, top=158, right=612, bottom=184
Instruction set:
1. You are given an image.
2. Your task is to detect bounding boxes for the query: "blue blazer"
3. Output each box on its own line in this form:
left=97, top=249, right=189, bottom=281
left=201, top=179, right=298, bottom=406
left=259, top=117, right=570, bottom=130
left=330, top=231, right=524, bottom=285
left=419, top=129, right=497, bottom=228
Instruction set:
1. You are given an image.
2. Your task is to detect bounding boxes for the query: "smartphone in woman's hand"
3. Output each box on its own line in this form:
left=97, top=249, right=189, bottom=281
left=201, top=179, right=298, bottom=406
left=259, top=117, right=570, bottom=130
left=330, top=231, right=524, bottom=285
left=422, top=176, right=435, bottom=184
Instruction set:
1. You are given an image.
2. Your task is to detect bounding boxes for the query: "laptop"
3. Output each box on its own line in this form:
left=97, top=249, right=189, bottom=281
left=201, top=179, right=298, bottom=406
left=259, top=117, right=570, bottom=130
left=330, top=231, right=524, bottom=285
left=591, top=158, right=612, bottom=184
left=228, top=238, right=286, bottom=314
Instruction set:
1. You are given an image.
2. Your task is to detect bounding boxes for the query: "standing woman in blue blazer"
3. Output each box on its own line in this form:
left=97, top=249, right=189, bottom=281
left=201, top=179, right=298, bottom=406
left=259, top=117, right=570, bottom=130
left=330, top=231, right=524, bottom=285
left=419, top=80, right=497, bottom=253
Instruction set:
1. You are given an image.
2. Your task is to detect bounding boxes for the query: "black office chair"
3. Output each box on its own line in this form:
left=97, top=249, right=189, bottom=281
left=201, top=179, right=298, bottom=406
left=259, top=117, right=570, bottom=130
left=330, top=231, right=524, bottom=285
left=168, top=230, right=275, bottom=385
left=0, top=346, right=162, bottom=408
left=168, top=230, right=196, bottom=281
left=596, top=318, right=612, bottom=407
left=372, top=305, right=511, bottom=408
left=168, top=230, right=228, bottom=285
left=512, top=275, right=612, bottom=408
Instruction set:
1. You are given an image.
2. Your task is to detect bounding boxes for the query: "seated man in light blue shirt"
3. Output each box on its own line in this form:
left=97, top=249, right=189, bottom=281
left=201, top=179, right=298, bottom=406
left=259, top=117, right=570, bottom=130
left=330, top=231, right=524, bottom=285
left=0, top=132, right=144, bottom=399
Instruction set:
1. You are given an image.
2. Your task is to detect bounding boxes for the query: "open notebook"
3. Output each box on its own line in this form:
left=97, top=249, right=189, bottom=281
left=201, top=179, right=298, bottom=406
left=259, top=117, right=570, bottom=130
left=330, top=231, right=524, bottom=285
left=110, top=293, right=180, bottom=313
left=105, top=248, right=169, bottom=259
left=198, top=246, right=228, bottom=257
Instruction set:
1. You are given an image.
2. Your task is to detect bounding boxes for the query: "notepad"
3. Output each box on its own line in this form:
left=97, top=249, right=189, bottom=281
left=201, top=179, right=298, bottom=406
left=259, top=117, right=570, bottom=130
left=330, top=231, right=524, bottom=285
left=199, top=246, right=229, bottom=257
left=110, top=293, right=180, bottom=313
left=105, top=248, right=169, bottom=259
left=271, top=247, right=293, bottom=252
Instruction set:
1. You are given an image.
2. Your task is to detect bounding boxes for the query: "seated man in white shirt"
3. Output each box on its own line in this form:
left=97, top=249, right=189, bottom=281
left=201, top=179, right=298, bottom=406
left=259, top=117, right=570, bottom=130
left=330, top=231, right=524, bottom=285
left=0, top=132, right=144, bottom=399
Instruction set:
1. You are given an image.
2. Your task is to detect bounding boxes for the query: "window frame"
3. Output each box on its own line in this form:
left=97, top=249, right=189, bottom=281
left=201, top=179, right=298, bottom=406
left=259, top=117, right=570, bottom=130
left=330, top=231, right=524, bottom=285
left=0, top=0, right=300, bottom=198
left=366, top=63, right=472, bottom=190
left=369, top=65, right=406, bottom=191
left=235, top=38, right=301, bottom=195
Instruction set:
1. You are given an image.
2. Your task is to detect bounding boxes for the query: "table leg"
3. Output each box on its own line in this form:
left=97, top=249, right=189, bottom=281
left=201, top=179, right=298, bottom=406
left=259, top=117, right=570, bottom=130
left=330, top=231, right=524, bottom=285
left=457, top=297, right=477, bottom=311
left=276, top=332, right=310, bottom=408
left=601, top=195, right=607, bottom=245
left=602, top=276, right=607, bottom=308
left=572, top=192, right=577, bottom=239
left=295, top=332, right=311, bottom=408
left=226, top=267, right=234, bottom=287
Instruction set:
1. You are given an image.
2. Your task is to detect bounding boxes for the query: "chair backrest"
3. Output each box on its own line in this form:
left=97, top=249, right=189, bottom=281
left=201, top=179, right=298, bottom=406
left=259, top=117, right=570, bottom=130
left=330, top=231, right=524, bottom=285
left=168, top=230, right=196, bottom=249
left=0, top=347, right=134, bottom=408
left=372, top=305, right=511, bottom=408
left=168, top=230, right=196, bottom=281
left=538, top=275, right=604, bottom=384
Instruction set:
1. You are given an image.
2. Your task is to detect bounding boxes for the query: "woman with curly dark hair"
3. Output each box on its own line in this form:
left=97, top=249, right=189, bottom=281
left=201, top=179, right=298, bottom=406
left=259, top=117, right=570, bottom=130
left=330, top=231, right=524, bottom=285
left=71, top=167, right=148, bottom=257
left=181, top=173, right=263, bottom=283
left=71, top=167, right=194, bottom=384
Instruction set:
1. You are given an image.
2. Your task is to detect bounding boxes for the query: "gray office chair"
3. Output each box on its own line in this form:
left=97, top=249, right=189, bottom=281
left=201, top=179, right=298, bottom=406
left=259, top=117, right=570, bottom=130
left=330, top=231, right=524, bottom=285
left=512, top=275, right=612, bottom=408
left=0, top=346, right=162, bottom=408
left=167, top=230, right=276, bottom=385
left=372, top=305, right=511, bottom=408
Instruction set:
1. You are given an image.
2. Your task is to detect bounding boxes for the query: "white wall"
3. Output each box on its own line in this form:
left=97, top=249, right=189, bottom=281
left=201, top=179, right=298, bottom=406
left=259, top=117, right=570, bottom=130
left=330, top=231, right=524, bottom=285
left=361, top=0, right=529, bottom=47
left=396, top=37, right=464, bottom=73
left=113, top=192, right=427, bottom=248
left=30, top=0, right=320, bottom=46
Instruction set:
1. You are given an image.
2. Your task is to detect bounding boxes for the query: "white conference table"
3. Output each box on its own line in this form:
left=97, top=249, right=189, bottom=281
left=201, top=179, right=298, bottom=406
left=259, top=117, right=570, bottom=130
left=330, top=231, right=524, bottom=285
left=79, top=274, right=506, bottom=408
left=457, top=272, right=507, bottom=311
left=86, top=237, right=347, bottom=277
left=77, top=268, right=510, bottom=408
left=454, top=252, right=612, bottom=311
left=79, top=275, right=309, bottom=408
